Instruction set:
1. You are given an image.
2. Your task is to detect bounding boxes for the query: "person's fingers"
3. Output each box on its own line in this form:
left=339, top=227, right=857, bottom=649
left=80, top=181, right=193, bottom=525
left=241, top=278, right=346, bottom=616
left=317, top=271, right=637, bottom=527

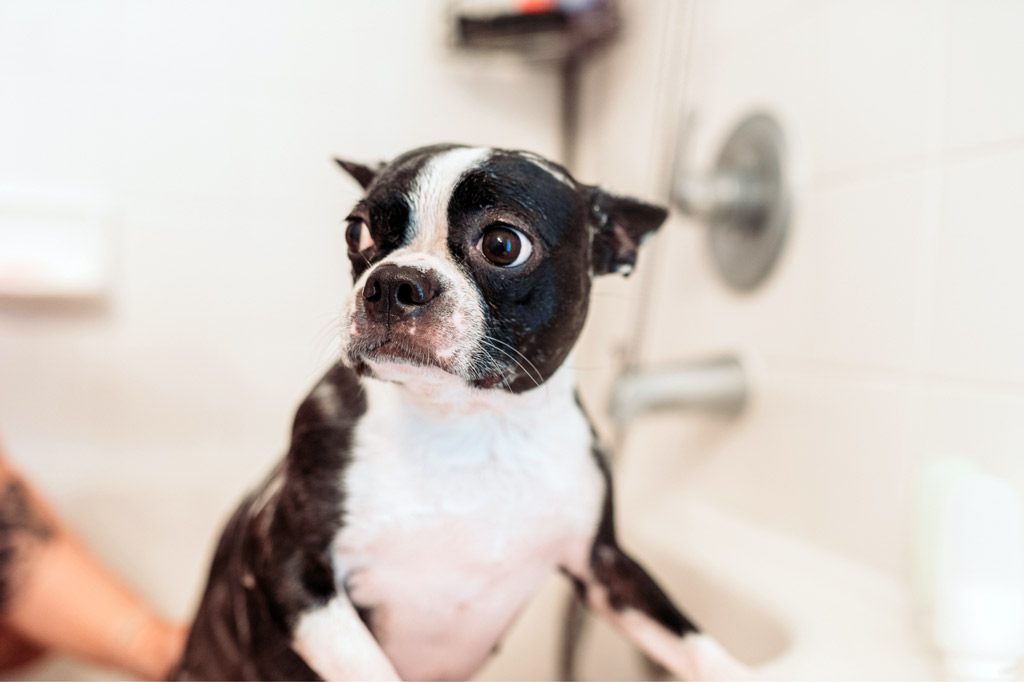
left=0, top=622, right=46, bottom=672
left=122, top=616, right=188, bottom=681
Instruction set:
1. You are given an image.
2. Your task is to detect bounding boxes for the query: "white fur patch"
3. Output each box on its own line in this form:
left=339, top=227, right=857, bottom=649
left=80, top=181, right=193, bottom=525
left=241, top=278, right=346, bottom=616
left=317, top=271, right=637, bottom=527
left=406, top=146, right=492, bottom=253
left=339, top=147, right=494, bottom=383
left=312, top=380, right=343, bottom=417
left=516, top=150, right=575, bottom=186
left=292, top=597, right=401, bottom=681
left=330, top=363, right=604, bottom=680
left=616, top=615, right=754, bottom=682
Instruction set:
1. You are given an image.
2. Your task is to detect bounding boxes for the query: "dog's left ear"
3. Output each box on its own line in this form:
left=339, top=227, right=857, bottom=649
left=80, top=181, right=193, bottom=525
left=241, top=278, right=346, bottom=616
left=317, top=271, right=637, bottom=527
left=334, top=157, right=383, bottom=190
left=589, top=188, right=669, bottom=276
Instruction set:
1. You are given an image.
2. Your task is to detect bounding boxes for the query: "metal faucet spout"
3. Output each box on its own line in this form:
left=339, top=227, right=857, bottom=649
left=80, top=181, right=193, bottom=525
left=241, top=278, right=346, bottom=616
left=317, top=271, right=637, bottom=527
left=609, top=354, right=748, bottom=424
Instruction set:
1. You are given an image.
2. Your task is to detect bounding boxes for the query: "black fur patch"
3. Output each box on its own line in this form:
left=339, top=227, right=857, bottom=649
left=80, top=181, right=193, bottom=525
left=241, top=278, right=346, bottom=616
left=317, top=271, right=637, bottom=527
left=576, top=400, right=699, bottom=639
left=173, top=363, right=367, bottom=680
left=446, top=152, right=592, bottom=392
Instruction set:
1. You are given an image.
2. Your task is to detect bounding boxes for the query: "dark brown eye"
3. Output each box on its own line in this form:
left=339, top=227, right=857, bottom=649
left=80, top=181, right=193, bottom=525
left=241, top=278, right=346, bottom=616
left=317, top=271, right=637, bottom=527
left=476, top=225, right=533, bottom=267
left=345, top=220, right=374, bottom=253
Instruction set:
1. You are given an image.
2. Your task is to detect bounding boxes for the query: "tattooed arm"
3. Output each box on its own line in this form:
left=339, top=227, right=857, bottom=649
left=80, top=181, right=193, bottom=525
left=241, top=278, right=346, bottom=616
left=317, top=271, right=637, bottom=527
left=0, top=471, right=53, bottom=609
left=0, top=452, right=185, bottom=679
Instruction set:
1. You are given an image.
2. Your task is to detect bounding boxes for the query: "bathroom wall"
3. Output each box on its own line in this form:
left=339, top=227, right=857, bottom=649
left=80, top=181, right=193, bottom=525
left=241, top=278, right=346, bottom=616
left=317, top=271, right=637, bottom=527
left=576, top=0, right=1024, bottom=586
left=0, top=0, right=561, bottom=630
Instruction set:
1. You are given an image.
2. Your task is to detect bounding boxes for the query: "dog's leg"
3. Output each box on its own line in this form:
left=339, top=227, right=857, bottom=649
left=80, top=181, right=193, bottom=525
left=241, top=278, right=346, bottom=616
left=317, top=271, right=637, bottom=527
left=292, top=596, right=400, bottom=682
left=563, top=538, right=753, bottom=682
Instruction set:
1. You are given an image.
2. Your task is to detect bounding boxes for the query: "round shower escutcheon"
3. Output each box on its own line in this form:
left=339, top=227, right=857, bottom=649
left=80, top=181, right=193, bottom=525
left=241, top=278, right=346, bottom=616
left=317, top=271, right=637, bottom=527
left=672, top=112, right=791, bottom=293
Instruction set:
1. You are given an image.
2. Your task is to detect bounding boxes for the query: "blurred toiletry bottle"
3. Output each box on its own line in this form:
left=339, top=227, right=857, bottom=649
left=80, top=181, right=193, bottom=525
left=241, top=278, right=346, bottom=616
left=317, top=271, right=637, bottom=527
left=918, top=459, right=1024, bottom=681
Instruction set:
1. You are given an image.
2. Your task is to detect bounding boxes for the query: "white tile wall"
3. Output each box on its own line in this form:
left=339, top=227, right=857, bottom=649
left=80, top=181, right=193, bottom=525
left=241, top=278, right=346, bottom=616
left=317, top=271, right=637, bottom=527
left=580, top=0, right=1024, bottom=587
left=817, top=0, right=947, bottom=177
left=944, top=0, right=1024, bottom=152
left=615, top=365, right=922, bottom=578
left=682, top=3, right=825, bottom=186
left=916, top=383, right=1024, bottom=496
left=802, top=169, right=938, bottom=370
left=926, top=147, right=1024, bottom=385
left=634, top=168, right=942, bottom=374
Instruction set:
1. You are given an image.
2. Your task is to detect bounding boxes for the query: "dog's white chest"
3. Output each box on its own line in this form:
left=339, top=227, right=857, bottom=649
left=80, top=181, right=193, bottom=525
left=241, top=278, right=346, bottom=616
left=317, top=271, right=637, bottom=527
left=330, top=377, right=602, bottom=680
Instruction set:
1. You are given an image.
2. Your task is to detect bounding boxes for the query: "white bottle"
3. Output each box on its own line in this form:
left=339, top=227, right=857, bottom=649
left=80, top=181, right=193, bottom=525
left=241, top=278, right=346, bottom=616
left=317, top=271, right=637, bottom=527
left=930, top=473, right=1024, bottom=681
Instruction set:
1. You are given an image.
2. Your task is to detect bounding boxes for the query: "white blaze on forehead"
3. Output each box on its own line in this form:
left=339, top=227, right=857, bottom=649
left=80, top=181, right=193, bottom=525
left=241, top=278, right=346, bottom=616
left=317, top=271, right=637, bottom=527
left=516, top=150, right=575, bottom=186
left=406, top=146, right=492, bottom=253
left=340, top=147, right=494, bottom=385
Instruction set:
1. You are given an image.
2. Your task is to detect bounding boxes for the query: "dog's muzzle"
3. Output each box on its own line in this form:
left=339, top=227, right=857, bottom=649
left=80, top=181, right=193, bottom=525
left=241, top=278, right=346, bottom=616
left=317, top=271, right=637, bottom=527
left=345, top=262, right=471, bottom=375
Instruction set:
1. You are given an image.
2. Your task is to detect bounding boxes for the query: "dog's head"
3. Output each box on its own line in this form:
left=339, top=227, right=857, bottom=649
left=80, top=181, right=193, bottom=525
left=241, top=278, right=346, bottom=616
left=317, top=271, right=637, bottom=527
left=335, top=144, right=667, bottom=393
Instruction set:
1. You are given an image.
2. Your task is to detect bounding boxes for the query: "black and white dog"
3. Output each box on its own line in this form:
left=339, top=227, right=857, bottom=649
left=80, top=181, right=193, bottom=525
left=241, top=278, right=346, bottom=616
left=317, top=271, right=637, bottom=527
left=174, top=144, right=749, bottom=681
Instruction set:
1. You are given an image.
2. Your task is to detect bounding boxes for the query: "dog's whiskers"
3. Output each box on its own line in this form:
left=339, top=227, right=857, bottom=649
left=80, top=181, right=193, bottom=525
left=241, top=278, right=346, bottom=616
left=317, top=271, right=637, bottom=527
left=310, top=314, right=347, bottom=375
left=481, top=336, right=544, bottom=387
left=479, top=339, right=542, bottom=390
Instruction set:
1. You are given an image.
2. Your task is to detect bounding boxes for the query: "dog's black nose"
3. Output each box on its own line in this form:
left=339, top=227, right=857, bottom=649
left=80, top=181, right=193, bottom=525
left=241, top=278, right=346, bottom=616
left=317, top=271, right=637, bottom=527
left=363, top=264, right=439, bottom=322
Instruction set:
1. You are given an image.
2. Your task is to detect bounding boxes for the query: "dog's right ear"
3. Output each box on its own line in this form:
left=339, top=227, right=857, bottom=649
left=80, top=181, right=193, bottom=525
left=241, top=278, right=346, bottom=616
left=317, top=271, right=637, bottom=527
left=588, top=188, right=669, bottom=277
left=334, top=157, right=382, bottom=190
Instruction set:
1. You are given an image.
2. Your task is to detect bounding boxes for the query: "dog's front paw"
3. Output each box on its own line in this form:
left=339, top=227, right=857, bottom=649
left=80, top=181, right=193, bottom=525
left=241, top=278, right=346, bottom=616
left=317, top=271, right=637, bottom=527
left=674, top=635, right=759, bottom=682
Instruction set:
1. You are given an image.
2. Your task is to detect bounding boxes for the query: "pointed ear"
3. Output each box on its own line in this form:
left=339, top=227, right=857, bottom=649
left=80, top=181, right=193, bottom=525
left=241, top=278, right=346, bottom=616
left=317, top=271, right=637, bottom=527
left=333, top=157, right=382, bottom=190
left=589, top=189, right=669, bottom=276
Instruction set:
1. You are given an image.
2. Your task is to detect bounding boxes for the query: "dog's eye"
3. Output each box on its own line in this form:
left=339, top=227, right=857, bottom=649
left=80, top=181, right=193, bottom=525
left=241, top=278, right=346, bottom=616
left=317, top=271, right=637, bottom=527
left=476, top=225, right=532, bottom=267
left=345, top=219, right=375, bottom=253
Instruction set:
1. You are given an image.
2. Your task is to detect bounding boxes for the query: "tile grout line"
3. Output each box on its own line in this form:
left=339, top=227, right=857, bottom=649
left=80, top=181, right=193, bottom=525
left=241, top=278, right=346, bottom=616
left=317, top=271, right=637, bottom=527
left=765, top=353, right=1024, bottom=398
left=810, top=133, right=1024, bottom=192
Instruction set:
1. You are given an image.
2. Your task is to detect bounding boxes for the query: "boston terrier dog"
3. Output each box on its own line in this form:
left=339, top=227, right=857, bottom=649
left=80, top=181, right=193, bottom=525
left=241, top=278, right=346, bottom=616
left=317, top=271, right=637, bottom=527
left=173, top=144, right=750, bottom=681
